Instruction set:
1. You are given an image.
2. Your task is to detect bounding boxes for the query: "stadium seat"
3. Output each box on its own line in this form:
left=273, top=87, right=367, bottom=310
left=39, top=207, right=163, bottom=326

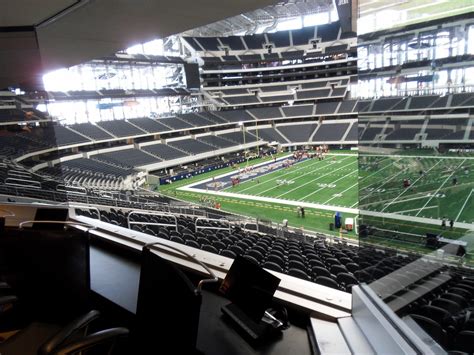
left=212, top=241, right=226, bottom=251
left=330, top=265, right=347, bottom=275
left=267, top=254, right=285, bottom=268
left=170, top=236, right=184, bottom=244
left=220, top=249, right=237, bottom=259
left=246, top=249, right=264, bottom=262
left=244, top=255, right=260, bottom=265
left=431, top=298, right=462, bottom=314
left=288, top=268, right=311, bottom=281
left=229, top=245, right=244, bottom=256
left=263, top=262, right=284, bottom=273
left=441, top=293, right=469, bottom=309
left=453, top=331, right=474, bottom=353
left=309, top=259, right=326, bottom=269
left=253, top=245, right=268, bottom=255
left=312, top=266, right=332, bottom=279
left=337, top=273, right=359, bottom=292
left=185, top=240, right=201, bottom=249
left=182, top=234, right=197, bottom=242
left=410, top=314, right=448, bottom=348
left=315, top=276, right=340, bottom=290
left=202, top=244, right=219, bottom=254
left=346, top=263, right=359, bottom=273
left=288, top=260, right=307, bottom=272
left=413, top=305, right=453, bottom=327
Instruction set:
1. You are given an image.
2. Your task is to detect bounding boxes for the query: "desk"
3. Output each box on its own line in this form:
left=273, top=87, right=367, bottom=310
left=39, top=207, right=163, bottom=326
left=90, top=244, right=312, bottom=355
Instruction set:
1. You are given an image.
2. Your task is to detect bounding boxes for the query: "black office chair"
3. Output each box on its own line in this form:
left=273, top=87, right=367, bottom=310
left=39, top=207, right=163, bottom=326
left=133, top=243, right=218, bottom=355
left=0, top=310, right=128, bottom=355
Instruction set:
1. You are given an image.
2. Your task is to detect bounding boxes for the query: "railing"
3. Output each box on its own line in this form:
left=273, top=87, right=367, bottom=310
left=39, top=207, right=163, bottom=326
left=5, top=177, right=41, bottom=189
left=127, top=211, right=178, bottom=231
left=57, top=184, right=88, bottom=195
left=70, top=205, right=101, bottom=221
left=195, top=217, right=231, bottom=233
left=357, top=85, right=474, bottom=100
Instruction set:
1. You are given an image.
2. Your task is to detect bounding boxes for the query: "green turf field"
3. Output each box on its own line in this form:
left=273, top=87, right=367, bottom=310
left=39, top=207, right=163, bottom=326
left=359, top=155, right=474, bottom=223
left=157, top=150, right=474, bottom=250
left=226, top=154, right=358, bottom=208
left=157, top=152, right=359, bottom=237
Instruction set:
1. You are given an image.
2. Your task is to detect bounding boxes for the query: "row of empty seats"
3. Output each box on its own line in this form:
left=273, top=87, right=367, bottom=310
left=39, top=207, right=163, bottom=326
left=359, top=117, right=471, bottom=142
left=184, top=22, right=341, bottom=52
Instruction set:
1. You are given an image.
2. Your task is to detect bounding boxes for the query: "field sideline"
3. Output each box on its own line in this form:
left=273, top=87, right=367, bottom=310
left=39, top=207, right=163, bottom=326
left=157, top=151, right=474, bottom=240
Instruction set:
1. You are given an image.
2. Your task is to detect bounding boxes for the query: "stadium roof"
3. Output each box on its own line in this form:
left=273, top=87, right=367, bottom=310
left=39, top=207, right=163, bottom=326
left=0, top=0, right=279, bottom=89
left=183, top=0, right=334, bottom=37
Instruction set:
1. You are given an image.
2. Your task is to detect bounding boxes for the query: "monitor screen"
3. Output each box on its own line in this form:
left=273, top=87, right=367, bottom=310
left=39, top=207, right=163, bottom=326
left=183, top=63, right=201, bottom=89
left=219, top=256, right=281, bottom=322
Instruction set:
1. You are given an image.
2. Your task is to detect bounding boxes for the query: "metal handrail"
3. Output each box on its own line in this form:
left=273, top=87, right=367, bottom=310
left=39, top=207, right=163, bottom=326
left=144, top=241, right=219, bottom=293
left=127, top=211, right=178, bottom=231
left=195, top=217, right=231, bottom=233
left=0, top=208, right=15, bottom=218
left=56, top=184, right=87, bottom=195
left=5, top=177, right=41, bottom=189
left=19, top=220, right=96, bottom=232
left=68, top=205, right=101, bottom=221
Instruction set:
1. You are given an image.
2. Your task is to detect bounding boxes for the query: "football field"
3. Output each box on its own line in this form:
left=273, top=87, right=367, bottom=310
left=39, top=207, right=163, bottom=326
left=160, top=151, right=474, bottom=240
left=160, top=153, right=359, bottom=237
left=359, top=154, right=474, bottom=224
left=225, top=154, right=358, bottom=208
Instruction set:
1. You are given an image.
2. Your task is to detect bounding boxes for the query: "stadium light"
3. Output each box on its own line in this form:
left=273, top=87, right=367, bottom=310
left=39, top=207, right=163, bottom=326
left=238, top=121, right=247, bottom=164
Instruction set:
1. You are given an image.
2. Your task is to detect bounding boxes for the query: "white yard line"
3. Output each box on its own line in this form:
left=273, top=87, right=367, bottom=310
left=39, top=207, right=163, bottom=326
left=238, top=157, right=330, bottom=194
left=323, top=181, right=359, bottom=205
left=297, top=169, right=358, bottom=202
left=361, top=209, right=474, bottom=231
left=182, top=154, right=293, bottom=189
left=380, top=160, right=442, bottom=212
left=180, top=185, right=359, bottom=214
left=361, top=154, right=474, bottom=161
left=275, top=159, right=357, bottom=199
left=393, top=206, right=438, bottom=215
left=415, top=159, right=466, bottom=217
left=236, top=153, right=359, bottom=193
left=377, top=194, right=431, bottom=206
left=455, top=189, right=474, bottom=222
left=359, top=165, right=406, bottom=202
left=259, top=156, right=354, bottom=197
left=349, top=201, right=359, bottom=208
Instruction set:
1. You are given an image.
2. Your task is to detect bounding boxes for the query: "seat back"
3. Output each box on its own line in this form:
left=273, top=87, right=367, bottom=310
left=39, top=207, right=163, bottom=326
left=134, top=247, right=201, bottom=354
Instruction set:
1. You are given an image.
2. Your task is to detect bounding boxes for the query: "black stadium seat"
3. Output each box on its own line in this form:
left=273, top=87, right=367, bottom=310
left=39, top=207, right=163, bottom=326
left=220, top=249, right=237, bottom=259
left=453, top=331, right=474, bottom=353
left=263, top=262, right=284, bottom=273
left=288, top=268, right=311, bottom=281
left=315, top=276, right=340, bottom=290
left=202, top=244, right=218, bottom=254
left=410, top=314, right=448, bottom=348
